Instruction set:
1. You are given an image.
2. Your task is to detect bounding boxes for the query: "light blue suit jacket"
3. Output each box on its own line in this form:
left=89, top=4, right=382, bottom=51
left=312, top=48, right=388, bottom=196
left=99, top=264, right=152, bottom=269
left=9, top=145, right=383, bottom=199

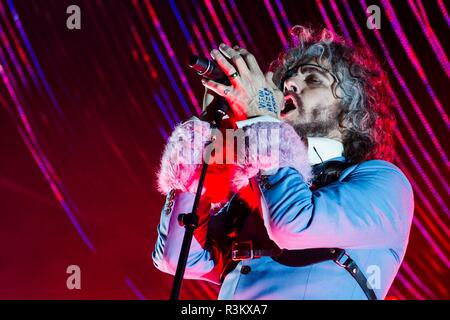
left=152, top=156, right=414, bottom=300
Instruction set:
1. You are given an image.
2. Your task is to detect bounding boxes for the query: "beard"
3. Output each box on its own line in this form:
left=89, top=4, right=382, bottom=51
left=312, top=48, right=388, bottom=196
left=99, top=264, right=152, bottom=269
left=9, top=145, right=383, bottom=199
left=282, top=94, right=342, bottom=139
left=291, top=103, right=341, bottom=138
left=293, top=119, right=339, bottom=138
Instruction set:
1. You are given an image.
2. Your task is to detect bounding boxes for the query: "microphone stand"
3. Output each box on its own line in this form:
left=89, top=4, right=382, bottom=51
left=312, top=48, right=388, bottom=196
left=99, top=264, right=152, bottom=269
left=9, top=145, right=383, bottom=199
left=169, top=97, right=228, bottom=300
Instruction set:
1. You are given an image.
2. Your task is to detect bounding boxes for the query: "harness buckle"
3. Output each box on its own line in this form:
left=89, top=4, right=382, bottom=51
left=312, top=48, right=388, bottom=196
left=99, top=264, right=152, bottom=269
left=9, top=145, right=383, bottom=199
left=334, top=250, right=350, bottom=268
left=231, top=241, right=254, bottom=261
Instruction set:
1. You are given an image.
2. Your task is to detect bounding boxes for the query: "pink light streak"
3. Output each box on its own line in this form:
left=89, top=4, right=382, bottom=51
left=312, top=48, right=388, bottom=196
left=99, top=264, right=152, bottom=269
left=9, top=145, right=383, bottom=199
left=343, top=0, right=449, bottom=184
left=437, top=0, right=450, bottom=29
left=218, top=0, right=246, bottom=48
left=227, top=0, right=260, bottom=56
left=0, top=59, right=95, bottom=253
left=192, top=1, right=217, bottom=49
left=381, top=0, right=449, bottom=128
left=142, top=0, right=201, bottom=115
left=329, top=0, right=352, bottom=41
left=274, top=0, right=292, bottom=32
left=329, top=1, right=450, bottom=268
left=329, top=0, right=450, bottom=216
left=408, top=0, right=450, bottom=79
left=204, top=0, right=232, bottom=45
left=264, top=0, right=288, bottom=47
left=316, top=0, right=337, bottom=34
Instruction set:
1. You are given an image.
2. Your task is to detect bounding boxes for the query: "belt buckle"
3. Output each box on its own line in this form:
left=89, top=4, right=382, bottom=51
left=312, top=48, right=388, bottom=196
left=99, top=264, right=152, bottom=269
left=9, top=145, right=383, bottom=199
left=231, top=241, right=254, bottom=261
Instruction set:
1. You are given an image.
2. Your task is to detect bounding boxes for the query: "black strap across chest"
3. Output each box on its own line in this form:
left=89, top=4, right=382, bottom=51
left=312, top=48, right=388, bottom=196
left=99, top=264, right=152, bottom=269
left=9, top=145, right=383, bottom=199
left=216, top=160, right=378, bottom=300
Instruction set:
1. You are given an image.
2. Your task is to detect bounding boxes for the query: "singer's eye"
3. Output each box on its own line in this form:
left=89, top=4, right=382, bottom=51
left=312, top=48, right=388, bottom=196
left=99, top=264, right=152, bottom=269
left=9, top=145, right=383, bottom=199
left=306, top=75, right=322, bottom=85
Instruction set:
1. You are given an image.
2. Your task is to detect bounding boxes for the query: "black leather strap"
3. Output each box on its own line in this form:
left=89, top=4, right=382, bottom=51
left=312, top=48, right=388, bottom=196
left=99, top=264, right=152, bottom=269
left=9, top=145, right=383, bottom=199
left=232, top=244, right=378, bottom=300
left=272, top=248, right=340, bottom=266
left=231, top=241, right=283, bottom=260
left=310, top=160, right=353, bottom=190
left=334, top=249, right=378, bottom=300
left=220, top=160, right=379, bottom=299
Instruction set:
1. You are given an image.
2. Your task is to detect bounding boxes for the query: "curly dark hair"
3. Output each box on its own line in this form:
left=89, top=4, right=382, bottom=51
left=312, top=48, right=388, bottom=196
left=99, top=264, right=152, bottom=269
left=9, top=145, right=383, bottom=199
left=269, top=25, right=396, bottom=164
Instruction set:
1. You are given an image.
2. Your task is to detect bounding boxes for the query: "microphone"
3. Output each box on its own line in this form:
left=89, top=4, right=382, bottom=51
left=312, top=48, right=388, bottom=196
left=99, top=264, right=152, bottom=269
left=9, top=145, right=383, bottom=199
left=189, top=56, right=231, bottom=124
left=189, top=56, right=231, bottom=85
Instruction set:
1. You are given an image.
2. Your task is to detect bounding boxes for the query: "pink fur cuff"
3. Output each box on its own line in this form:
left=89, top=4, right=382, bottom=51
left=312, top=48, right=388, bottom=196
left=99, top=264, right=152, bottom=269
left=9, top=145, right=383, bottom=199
left=231, top=121, right=312, bottom=190
left=157, top=119, right=211, bottom=194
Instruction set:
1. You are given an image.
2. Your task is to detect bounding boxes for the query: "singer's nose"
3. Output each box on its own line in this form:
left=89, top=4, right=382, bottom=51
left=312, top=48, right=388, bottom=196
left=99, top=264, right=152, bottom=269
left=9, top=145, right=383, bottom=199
left=283, top=78, right=299, bottom=93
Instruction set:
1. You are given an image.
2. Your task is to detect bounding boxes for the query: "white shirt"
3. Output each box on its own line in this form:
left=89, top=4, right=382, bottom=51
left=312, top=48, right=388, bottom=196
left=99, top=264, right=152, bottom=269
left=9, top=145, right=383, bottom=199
left=307, top=137, right=343, bottom=165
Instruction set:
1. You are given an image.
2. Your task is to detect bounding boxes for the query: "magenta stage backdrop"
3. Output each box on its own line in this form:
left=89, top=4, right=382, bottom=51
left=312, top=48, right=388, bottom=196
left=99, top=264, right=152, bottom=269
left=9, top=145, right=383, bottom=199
left=0, top=0, right=448, bottom=299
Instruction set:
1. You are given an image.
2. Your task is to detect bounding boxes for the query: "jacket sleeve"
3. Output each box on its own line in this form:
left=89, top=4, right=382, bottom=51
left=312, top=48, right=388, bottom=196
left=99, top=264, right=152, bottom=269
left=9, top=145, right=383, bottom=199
left=258, top=160, right=414, bottom=250
left=152, top=190, right=225, bottom=285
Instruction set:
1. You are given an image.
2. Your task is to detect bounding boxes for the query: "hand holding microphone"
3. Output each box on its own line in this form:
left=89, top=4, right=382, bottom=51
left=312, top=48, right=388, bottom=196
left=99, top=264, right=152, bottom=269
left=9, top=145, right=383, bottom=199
left=190, top=44, right=283, bottom=121
left=189, top=55, right=232, bottom=124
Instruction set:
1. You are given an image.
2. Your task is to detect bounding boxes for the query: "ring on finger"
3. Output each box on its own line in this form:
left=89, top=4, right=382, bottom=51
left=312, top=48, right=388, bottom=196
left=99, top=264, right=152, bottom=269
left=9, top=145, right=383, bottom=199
left=227, top=72, right=239, bottom=79
left=223, top=88, right=231, bottom=95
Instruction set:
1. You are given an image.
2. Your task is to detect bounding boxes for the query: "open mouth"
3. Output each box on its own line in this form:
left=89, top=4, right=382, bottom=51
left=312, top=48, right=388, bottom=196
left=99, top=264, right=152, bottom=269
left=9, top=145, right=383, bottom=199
left=281, top=94, right=298, bottom=116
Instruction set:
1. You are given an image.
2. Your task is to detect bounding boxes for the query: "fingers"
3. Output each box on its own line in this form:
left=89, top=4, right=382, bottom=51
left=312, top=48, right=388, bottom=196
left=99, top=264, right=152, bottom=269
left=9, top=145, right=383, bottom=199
left=201, top=78, right=246, bottom=120
left=233, top=45, right=263, bottom=75
left=218, top=43, right=250, bottom=77
left=210, top=49, right=242, bottom=86
left=265, top=71, right=278, bottom=90
left=201, top=78, right=232, bottom=97
left=211, top=43, right=263, bottom=83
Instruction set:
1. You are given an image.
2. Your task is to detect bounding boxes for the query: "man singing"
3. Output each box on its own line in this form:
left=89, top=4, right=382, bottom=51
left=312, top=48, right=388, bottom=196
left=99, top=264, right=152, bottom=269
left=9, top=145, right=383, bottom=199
left=152, top=26, right=414, bottom=300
